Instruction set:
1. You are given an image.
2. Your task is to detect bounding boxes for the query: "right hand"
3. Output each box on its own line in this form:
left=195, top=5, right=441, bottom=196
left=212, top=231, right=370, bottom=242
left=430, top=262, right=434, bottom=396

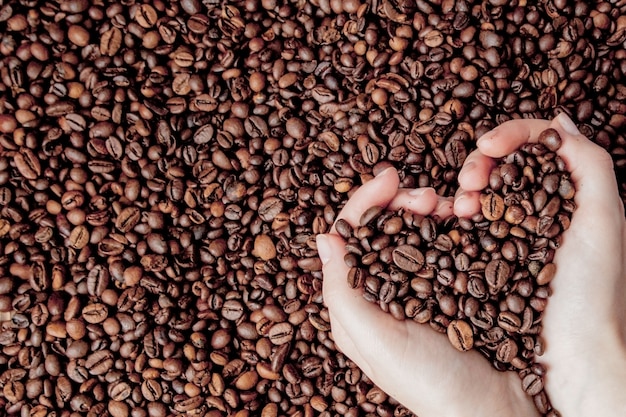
left=454, top=113, right=626, bottom=417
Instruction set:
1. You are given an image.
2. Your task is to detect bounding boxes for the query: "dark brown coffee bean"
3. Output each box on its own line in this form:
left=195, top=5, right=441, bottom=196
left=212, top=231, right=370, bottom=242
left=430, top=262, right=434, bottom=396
left=82, top=303, right=108, bottom=324
left=14, top=148, right=41, bottom=180
left=498, top=311, right=522, bottom=333
left=496, top=338, right=519, bottom=363
left=115, top=207, right=141, bottom=233
left=85, top=350, right=114, bottom=375
left=347, top=267, right=365, bottom=289
left=522, top=373, right=544, bottom=396
left=335, top=219, right=352, bottom=240
left=141, top=380, right=162, bottom=401
left=100, top=27, right=122, bottom=56
left=69, top=225, right=90, bottom=249
left=268, top=322, right=293, bottom=345
left=360, top=206, right=385, bottom=227
left=480, top=193, right=505, bottom=221
left=392, top=245, right=425, bottom=272
left=485, top=259, right=511, bottom=294
left=538, top=128, right=562, bottom=152
left=221, top=299, right=244, bottom=321
left=258, top=197, right=283, bottom=222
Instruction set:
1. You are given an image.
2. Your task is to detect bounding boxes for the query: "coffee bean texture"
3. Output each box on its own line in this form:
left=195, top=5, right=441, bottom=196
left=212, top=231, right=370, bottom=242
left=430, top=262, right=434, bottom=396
left=0, top=1, right=621, bottom=417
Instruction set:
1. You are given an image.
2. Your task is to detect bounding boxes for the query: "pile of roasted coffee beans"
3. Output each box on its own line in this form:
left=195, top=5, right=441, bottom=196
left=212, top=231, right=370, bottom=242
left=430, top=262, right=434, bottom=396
left=338, top=128, right=574, bottom=415
left=0, top=0, right=623, bottom=416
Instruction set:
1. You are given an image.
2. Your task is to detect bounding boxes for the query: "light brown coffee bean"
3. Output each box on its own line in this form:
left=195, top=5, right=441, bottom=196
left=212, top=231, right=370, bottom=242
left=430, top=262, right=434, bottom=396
left=447, top=320, right=474, bottom=352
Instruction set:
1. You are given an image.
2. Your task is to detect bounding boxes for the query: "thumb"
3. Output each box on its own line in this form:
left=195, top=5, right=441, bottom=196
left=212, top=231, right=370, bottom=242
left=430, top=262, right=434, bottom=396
left=541, top=113, right=626, bottom=361
left=550, top=113, right=624, bottom=221
left=546, top=113, right=626, bottom=322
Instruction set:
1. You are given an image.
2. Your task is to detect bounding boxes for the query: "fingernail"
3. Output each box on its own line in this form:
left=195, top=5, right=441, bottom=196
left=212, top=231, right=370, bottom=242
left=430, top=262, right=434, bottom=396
left=375, top=167, right=394, bottom=178
left=555, top=112, right=580, bottom=136
left=316, top=235, right=332, bottom=264
left=409, top=187, right=431, bottom=196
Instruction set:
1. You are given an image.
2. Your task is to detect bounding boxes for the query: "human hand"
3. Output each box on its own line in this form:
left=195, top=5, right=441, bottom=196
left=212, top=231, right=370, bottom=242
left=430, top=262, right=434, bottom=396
left=455, top=113, right=626, bottom=417
left=316, top=169, right=539, bottom=417
left=316, top=113, right=626, bottom=417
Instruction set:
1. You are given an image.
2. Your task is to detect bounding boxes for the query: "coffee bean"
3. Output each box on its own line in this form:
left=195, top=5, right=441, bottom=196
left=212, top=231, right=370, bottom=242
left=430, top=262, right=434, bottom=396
left=538, top=128, right=562, bottom=152
left=335, top=219, right=352, bottom=240
left=496, top=338, right=519, bottom=363
left=100, top=27, right=122, bottom=56
left=68, top=225, right=89, bottom=249
left=82, top=303, right=108, bottom=324
left=522, top=373, right=544, bottom=396
left=268, top=322, right=294, bottom=345
left=141, top=380, right=162, bottom=402
left=14, top=148, right=41, bottom=180
left=447, top=320, right=474, bottom=352
left=485, top=259, right=511, bottom=294
left=85, top=350, right=114, bottom=375
left=480, top=193, right=505, bottom=221
left=392, top=245, right=425, bottom=272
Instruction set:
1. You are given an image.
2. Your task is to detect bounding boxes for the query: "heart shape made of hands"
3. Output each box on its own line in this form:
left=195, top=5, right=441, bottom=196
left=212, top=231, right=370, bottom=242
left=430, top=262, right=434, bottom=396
left=329, top=127, right=575, bottom=415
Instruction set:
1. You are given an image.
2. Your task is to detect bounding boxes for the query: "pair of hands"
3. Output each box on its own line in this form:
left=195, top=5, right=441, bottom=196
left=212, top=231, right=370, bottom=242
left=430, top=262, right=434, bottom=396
left=317, top=114, right=626, bottom=417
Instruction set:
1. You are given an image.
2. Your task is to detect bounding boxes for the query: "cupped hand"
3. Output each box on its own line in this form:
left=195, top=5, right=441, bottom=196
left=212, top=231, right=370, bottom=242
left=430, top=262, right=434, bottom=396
left=455, top=113, right=626, bottom=417
left=316, top=169, right=539, bottom=417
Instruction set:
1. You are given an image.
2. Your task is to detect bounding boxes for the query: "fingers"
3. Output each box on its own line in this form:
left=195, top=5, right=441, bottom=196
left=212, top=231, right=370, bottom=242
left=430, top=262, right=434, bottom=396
left=457, top=151, right=496, bottom=191
left=388, top=188, right=454, bottom=218
left=453, top=189, right=481, bottom=218
left=454, top=114, right=623, bottom=220
left=331, top=168, right=454, bottom=232
left=548, top=113, right=623, bottom=216
left=453, top=119, right=549, bottom=218
left=454, top=149, right=495, bottom=218
left=541, top=114, right=625, bottom=344
left=475, top=119, right=551, bottom=158
left=331, top=167, right=399, bottom=232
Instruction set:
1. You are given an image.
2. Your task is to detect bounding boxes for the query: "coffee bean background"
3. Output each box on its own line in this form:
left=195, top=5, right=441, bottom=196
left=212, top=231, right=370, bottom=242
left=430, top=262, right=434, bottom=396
left=0, top=0, right=623, bottom=416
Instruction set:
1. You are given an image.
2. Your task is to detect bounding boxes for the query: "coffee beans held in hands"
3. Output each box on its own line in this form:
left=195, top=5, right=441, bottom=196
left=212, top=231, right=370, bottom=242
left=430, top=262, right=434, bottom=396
left=0, top=0, right=622, bottom=416
left=341, top=129, right=575, bottom=415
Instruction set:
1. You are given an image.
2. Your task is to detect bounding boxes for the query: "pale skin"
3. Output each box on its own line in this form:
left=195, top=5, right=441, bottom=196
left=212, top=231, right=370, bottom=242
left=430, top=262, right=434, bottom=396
left=316, top=113, right=626, bottom=417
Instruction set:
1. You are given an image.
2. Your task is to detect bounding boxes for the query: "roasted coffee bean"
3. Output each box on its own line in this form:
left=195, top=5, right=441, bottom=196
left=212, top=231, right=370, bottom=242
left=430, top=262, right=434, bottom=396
left=485, top=259, right=511, bottom=294
left=480, top=193, right=505, bottom=221
left=0, top=1, right=605, bottom=415
left=447, top=320, right=474, bottom=352
left=268, top=322, right=294, bottom=345
left=85, top=350, right=114, bottom=376
left=14, top=148, right=41, bottom=180
left=82, top=303, right=108, bottom=324
left=392, top=245, right=425, bottom=272
left=538, top=129, right=562, bottom=152
left=115, top=207, right=141, bottom=233
left=522, top=373, right=544, bottom=396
